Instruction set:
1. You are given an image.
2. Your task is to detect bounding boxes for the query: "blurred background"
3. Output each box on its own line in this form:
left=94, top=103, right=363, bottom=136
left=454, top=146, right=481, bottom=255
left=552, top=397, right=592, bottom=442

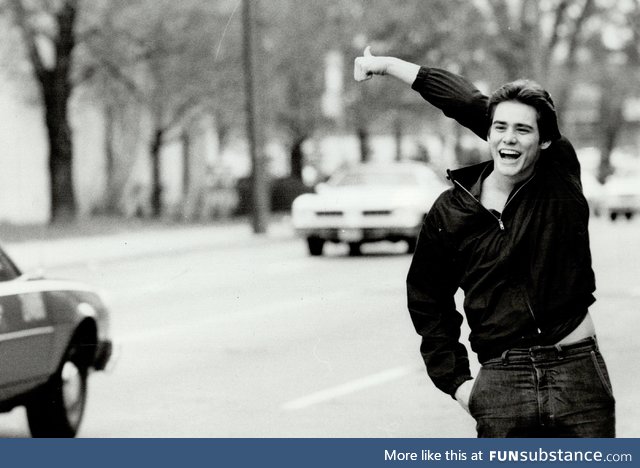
left=0, top=0, right=637, bottom=228
left=0, top=0, right=637, bottom=438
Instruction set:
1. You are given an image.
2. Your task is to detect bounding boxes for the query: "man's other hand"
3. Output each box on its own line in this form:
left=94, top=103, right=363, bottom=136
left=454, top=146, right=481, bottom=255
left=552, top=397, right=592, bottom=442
left=455, top=379, right=475, bottom=415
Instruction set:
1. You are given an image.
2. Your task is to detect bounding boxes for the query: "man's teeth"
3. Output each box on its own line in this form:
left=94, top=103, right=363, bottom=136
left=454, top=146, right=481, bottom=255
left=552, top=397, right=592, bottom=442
left=499, top=149, right=520, bottom=159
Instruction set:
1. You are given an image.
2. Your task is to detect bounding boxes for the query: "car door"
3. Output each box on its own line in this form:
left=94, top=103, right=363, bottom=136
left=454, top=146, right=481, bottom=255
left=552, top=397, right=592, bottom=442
left=0, top=252, right=54, bottom=396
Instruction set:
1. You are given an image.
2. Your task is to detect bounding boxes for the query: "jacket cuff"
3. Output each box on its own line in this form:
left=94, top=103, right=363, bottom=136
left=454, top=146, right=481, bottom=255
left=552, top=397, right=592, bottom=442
left=448, top=375, right=473, bottom=399
left=410, top=66, right=431, bottom=92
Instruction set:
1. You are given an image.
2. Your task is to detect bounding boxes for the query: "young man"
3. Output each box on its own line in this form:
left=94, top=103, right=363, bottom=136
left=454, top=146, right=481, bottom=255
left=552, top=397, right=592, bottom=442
left=354, top=47, right=615, bottom=437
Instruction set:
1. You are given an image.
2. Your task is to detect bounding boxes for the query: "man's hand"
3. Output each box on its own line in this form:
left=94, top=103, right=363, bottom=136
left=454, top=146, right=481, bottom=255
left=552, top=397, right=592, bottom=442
left=354, top=47, right=421, bottom=86
left=353, top=46, right=387, bottom=82
left=454, top=379, right=475, bottom=415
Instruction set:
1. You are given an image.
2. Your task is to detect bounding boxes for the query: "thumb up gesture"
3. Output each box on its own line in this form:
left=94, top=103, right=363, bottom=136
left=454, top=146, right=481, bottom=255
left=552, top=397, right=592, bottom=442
left=354, top=46, right=385, bottom=82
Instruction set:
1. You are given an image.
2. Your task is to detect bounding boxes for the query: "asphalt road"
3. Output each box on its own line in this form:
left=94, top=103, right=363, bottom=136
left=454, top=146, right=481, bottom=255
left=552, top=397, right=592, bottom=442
left=0, top=216, right=637, bottom=437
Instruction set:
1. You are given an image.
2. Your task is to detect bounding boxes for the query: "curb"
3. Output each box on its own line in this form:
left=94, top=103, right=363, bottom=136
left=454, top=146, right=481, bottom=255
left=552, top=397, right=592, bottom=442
left=4, top=218, right=295, bottom=270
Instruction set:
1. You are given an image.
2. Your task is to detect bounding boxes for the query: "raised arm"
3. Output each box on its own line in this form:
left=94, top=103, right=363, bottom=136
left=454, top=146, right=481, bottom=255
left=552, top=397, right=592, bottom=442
left=354, top=47, right=490, bottom=140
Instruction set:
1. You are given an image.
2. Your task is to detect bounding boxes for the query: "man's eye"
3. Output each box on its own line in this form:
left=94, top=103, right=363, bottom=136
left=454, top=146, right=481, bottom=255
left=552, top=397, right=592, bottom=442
left=493, top=124, right=506, bottom=131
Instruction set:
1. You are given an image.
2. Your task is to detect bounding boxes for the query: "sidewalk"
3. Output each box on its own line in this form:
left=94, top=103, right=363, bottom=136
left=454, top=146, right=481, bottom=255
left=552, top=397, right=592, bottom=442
left=3, top=217, right=295, bottom=271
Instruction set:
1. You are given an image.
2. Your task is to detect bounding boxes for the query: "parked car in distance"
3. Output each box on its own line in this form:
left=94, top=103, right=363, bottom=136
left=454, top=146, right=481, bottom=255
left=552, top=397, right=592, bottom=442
left=0, top=245, right=112, bottom=437
left=601, top=171, right=640, bottom=221
left=580, top=171, right=605, bottom=217
left=292, top=161, right=449, bottom=256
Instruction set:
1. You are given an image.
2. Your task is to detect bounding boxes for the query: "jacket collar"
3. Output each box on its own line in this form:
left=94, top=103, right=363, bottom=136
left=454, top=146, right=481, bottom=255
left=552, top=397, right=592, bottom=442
left=447, top=160, right=493, bottom=197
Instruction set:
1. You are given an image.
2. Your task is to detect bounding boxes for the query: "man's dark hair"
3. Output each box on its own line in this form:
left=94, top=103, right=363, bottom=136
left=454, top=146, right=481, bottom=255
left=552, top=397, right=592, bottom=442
left=488, top=79, right=561, bottom=143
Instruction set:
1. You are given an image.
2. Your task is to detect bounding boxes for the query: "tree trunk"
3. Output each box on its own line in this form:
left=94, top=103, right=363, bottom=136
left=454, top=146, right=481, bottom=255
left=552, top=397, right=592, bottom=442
left=597, top=95, right=623, bottom=184
left=150, top=129, right=163, bottom=217
left=394, top=114, right=402, bottom=162
left=41, top=0, right=78, bottom=223
left=43, top=81, right=76, bottom=223
left=9, top=0, right=79, bottom=222
left=598, top=128, right=617, bottom=184
left=243, top=0, right=269, bottom=233
left=103, top=103, right=119, bottom=214
left=290, top=136, right=305, bottom=180
left=357, top=127, right=370, bottom=163
left=182, top=130, right=191, bottom=196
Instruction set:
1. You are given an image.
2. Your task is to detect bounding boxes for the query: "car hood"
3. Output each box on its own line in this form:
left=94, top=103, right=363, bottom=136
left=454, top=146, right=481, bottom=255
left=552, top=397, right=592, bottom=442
left=605, top=178, right=640, bottom=196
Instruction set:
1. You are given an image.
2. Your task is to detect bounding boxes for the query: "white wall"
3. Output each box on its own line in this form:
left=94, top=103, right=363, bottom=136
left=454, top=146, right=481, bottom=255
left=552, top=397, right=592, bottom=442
left=0, top=79, right=49, bottom=224
left=71, top=97, right=107, bottom=217
left=0, top=77, right=225, bottom=224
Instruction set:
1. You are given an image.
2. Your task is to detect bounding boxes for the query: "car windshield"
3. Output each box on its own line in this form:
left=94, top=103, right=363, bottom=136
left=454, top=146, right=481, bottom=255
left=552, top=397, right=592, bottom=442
left=331, top=169, right=418, bottom=187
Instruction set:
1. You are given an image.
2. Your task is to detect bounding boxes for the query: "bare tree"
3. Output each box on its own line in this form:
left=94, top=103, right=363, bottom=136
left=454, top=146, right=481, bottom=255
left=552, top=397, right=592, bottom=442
left=589, top=1, right=640, bottom=181
left=481, top=0, right=596, bottom=123
left=342, top=0, right=488, bottom=164
left=262, top=0, right=349, bottom=176
left=81, top=0, right=243, bottom=218
left=7, top=0, right=80, bottom=222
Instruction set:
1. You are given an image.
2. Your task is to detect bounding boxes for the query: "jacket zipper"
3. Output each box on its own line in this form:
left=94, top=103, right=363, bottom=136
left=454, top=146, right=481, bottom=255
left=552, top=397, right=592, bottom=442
left=453, top=180, right=504, bottom=230
left=452, top=174, right=541, bottom=331
left=452, top=175, right=535, bottom=231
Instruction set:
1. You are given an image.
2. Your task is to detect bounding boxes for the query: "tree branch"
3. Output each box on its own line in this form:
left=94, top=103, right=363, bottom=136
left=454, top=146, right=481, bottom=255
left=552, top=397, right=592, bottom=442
left=161, top=94, right=208, bottom=135
left=7, top=0, right=49, bottom=83
left=553, top=0, right=596, bottom=123
left=487, top=0, right=513, bottom=36
left=565, top=0, right=595, bottom=68
left=545, top=0, right=569, bottom=60
left=626, top=0, right=640, bottom=65
left=55, top=0, right=78, bottom=81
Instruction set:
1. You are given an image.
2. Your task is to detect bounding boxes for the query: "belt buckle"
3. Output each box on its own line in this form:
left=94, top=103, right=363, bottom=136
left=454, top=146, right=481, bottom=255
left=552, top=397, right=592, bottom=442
left=529, top=345, right=561, bottom=360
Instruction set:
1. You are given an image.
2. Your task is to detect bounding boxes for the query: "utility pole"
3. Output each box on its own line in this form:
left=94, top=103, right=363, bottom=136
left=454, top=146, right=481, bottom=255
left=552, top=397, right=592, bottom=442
left=394, top=112, right=402, bottom=162
left=242, top=0, right=269, bottom=234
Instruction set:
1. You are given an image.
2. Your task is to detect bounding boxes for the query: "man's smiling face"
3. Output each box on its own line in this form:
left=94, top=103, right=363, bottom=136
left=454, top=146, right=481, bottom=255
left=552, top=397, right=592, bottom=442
left=488, top=100, right=550, bottom=184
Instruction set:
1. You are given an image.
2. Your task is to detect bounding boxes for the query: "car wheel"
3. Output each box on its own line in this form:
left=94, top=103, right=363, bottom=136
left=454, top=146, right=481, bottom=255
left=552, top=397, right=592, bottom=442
left=307, top=237, right=325, bottom=256
left=26, top=343, right=88, bottom=438
left=625, top=212, right=633, bottom=220
left=610, top=212, right=618, bottom=221
left=348, top=242, right=362, bottom=256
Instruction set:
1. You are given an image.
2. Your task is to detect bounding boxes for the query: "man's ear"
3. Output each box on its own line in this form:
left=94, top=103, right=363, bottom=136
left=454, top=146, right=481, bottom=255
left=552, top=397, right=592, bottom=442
left=541, top=141, right=551, bottom=150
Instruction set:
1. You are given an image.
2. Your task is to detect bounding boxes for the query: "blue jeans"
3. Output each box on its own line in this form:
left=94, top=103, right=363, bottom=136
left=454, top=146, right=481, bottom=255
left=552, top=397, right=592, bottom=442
left=468, top=337, right=615, bottom=438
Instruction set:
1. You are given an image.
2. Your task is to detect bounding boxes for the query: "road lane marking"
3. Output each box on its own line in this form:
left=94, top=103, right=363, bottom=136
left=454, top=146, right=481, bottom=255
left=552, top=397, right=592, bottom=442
left=282, top=365, right=418, bottom=411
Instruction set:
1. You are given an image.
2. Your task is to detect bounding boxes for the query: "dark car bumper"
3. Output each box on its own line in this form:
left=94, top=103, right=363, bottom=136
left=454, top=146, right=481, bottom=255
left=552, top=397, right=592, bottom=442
left=295, top=226, right=420, bottom=243
left=93, top=340, right=113, bottom=371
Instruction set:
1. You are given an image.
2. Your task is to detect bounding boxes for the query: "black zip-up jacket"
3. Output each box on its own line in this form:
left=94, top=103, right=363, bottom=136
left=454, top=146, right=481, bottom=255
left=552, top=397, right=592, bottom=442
left=406, top=67, right=596, bottom=397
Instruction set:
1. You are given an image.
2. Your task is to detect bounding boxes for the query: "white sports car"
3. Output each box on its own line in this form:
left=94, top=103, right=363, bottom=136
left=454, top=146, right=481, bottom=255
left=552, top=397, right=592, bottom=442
left=292, top=161, right=448, bottom=256
left=602, top=171, right=640, bottom=221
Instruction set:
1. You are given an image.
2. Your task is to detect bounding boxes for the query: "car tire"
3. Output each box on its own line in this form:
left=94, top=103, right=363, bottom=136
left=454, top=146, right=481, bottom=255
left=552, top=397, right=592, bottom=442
left=610, top=212, right=618, bottom=221
left=625, top=212, right=633, bottom=220
left=307, top=237, right=325, bottom=256
left=348, top=242, right=362, bottom=256
left=26, top=343, right=88, bottom=438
